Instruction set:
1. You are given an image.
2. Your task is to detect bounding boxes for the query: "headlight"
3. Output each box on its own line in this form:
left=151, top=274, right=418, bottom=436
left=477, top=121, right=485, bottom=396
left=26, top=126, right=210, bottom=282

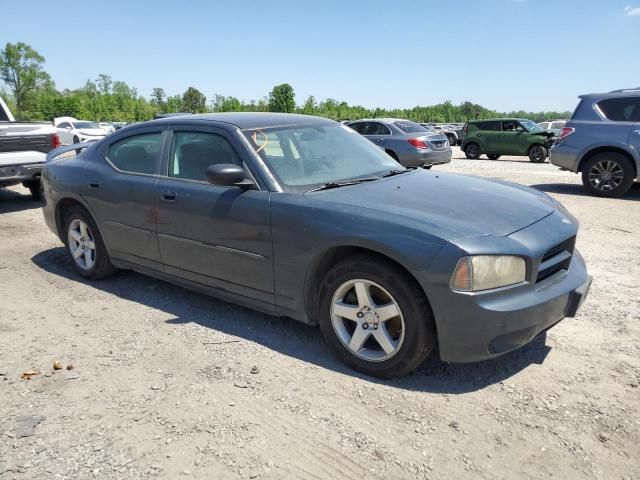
left=450, top=256, right=526, bottom=292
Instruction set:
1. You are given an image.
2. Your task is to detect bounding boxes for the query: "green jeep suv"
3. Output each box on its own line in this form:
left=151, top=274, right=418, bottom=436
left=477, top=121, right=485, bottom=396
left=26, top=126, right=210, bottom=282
left=461, top=118, right=556, bottom=163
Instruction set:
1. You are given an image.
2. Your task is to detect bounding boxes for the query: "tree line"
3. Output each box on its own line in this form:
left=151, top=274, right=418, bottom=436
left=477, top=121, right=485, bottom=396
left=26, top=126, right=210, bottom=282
left=0, top=42, right=571, bottom=124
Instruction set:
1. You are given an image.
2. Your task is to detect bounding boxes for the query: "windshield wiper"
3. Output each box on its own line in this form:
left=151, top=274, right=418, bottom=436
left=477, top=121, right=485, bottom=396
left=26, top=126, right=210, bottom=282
left=381, top=169, right=412, bottom=178
left=306, top=177, right=379, bottom=193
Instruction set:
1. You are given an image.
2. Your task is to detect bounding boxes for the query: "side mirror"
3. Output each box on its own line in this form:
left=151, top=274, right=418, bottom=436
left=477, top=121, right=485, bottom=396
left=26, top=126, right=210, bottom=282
left=205, top=164, right=255, bottom=188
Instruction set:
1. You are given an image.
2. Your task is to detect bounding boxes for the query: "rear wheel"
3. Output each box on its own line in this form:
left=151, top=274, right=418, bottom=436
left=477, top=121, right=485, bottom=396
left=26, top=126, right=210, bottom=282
left=73, top=136, right=79, bottom=144
left=487, top=154, right=501, bottom=160
left=529, top=144, right=548, bottom=163
left=581, top=152, right=634, bottom=198
left=63, top=206, right=117, bottom=280
left=464, top=142, right=480, bottom=159
left=318, top=255, right=436, bottom=379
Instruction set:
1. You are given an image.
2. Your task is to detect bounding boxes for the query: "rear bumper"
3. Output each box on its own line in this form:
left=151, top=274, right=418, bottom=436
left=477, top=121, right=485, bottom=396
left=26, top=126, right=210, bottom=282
left=400, top=149, right=452, bottom=167
left=549, top=144, right=580, bottom=172
left=436, top=251, right=591, bottom=363
left=0, top=162, right=44, bottom=186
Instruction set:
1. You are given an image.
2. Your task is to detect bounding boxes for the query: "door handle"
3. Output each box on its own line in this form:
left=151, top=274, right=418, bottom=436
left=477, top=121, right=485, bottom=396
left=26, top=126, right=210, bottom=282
left=374, top=138, right=384, bottom=142
left=161, top=190, right=177, bottom=201
left=89, top=182, right=100, bottom=189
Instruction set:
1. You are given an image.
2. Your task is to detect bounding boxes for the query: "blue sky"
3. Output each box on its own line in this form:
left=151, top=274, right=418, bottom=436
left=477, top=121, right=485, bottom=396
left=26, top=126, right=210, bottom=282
left=1, top=0, right=638, bottom=112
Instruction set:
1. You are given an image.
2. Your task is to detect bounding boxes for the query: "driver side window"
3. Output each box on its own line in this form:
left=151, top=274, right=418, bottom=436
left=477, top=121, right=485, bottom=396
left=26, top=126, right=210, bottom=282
left=168, top=131, right=241, bottom=181
left=502, top=121, right=523, bottom=132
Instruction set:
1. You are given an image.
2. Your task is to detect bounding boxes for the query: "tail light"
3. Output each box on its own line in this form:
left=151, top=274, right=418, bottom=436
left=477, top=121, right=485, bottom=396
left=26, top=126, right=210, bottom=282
left=408, top=138, right=429, bottom=149
left=51, top=133, right=61, bottom=148
left=558, top=127, right=575, bottom=141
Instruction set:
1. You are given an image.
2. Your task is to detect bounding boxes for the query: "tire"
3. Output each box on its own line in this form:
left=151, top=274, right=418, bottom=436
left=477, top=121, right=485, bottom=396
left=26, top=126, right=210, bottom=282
left=528, top=144, right=548, bottom=163
left=63, top=205, right=117, bottom=280
left=318, top=255, right=436, bottom=379
left=487, top=154, right=501, bottom=160
left=446, top=134, right=456, bottom=146
left=581, top=152, right=635, bottom=198
left=22, top=180, right=41, bottom=200
left=73, top=136, right=79, bottom=144
left=464, top=142, right=481, bottom=159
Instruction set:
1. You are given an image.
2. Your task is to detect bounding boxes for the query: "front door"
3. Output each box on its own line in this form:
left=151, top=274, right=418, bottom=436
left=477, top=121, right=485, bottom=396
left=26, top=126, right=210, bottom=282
left=154, top=126, right=274, bottom=306
left=83, top=128, right=166, bottom=268
left=497, top=120, right=527, bottom=154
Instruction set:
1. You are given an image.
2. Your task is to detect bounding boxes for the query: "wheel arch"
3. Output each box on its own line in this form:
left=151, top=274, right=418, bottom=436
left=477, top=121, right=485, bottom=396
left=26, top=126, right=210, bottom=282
left=54, top=196, right=104, bottom=245
left=577, top=146, right=638, bottom=177
left=303, top=245, right=436, bottom=331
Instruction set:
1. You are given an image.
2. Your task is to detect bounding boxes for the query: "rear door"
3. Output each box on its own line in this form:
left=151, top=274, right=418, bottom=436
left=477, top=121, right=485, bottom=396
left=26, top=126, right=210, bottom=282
left=476, top=121, right=501, bottom=153
left=154, top=125, right=274, bottom=306
left=362, top=122, right=392, bottom=149
left=83, top=127, right=166, bottom=268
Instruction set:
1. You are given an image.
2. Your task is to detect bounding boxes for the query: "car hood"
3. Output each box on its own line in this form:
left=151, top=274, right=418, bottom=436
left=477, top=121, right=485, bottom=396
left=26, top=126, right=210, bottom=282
left=308, top=170, right=556, bottom=238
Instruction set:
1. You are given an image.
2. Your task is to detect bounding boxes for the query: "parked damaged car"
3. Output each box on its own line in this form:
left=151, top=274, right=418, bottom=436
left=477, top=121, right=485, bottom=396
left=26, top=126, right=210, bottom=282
left=42, top=113, right=591, bottom=378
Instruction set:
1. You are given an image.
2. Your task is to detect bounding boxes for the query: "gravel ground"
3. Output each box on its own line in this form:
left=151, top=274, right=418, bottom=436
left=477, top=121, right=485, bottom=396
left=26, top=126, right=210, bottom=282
left=1, top=147, right=639, bottom=479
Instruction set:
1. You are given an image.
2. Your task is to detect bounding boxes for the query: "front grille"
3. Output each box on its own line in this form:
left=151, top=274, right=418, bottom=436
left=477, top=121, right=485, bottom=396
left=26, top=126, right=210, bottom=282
left=536, top=236, right=576, bottom=283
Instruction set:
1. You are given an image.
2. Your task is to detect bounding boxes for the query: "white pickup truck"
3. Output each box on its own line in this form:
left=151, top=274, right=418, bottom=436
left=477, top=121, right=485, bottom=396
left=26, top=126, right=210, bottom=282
left=0, top=96, right=59, bottom=198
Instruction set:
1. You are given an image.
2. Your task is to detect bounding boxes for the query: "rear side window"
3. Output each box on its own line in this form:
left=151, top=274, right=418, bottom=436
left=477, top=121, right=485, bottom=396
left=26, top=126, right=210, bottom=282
left=597, top=97, right=640, bottom=122
left=168, top=131, right=241, bottom=181
left=107, top=133, right=163, bottom=174
left=394, top=121, right=428, bottom=133
left=477, top=121, right=501, bottom=131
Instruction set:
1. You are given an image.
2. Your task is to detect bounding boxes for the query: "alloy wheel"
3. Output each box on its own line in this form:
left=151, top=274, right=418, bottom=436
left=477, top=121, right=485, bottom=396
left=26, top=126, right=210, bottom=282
left=68, top=218, right=96, bottom=270
left=330, top=279, right=405, bottom=362
left=588, top=160, right=625, bottom=192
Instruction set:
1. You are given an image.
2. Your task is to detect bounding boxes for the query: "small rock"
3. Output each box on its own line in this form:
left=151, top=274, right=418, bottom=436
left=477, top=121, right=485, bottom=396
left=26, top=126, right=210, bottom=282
left=53, top=360, right=62, bottom=370
left=182, top=469, right=191, bottom=475
left=151, top=385, right=161, bottom=391
left=449, top=421, right=460, bottom=431
left=250, top=366, right=260, bottom=375
left=15, top=415, right=45, bottom=438
left=229, top=401, right=236, bottom=407
left=66, top=364, right=74, bottom=371
left=598, top=432, right=609, bottom=443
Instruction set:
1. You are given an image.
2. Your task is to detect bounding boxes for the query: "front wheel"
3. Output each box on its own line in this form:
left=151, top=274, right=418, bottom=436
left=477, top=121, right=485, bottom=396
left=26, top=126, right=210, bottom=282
left=318, top=256, right=436, bottom=379
left=64, top=206, right=117, bottom=280
left=529, top=145, right=548, bottom=163
left=464, top=142, right=481, bottom=159
left=581, top=153, right=634, bottom=198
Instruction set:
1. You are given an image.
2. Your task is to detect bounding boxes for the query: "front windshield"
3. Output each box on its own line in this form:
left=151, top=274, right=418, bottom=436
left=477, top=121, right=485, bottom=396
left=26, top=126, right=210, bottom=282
left=394, top=121, right=429, bottom=133
left=74, top=121, right=99, bottom=129
left=519, top=119, right=543, bottom=132
left=243, top=123, right=401, bottom=192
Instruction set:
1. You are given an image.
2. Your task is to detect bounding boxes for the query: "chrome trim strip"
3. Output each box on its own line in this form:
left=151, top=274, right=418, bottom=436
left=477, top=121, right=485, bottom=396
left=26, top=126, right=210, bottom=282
left=157, top=233, right=265, bottom=260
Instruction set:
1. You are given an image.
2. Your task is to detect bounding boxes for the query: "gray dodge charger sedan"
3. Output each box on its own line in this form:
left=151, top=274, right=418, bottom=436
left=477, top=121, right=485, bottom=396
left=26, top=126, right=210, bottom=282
left=41, top=113, right=591, bottom=378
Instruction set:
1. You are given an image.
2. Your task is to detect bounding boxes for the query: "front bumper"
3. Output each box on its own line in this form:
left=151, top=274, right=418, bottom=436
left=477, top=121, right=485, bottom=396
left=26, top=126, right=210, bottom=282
left=438, top=251, right=591, bottom=363
left=0, top=163, right=44, bottom=187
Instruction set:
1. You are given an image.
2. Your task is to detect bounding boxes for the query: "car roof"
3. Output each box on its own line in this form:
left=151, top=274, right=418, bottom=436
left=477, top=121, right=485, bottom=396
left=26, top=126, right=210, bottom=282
left=149, top=112, right=335, bottom=130
left=469, top=118, right=530, bottom=122
left=349, top=118, right=417, bottom=124
left=579, top=90, right=640, bottom=101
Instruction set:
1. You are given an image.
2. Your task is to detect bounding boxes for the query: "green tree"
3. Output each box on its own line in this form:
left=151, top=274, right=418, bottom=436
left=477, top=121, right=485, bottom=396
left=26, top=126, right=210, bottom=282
left=96, top=74, right=112, bottom=94
left=182, top=86, right=206, bottom=113
left=151, top=87, right=166, bottom=112
left=268, top=83, right=295, bottom=113
left=0, top=42, right=49, bottom=116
